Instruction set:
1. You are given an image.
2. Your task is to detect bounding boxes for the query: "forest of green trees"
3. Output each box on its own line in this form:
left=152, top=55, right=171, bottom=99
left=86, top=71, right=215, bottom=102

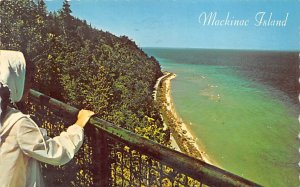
left=0, top=0, right=168, bottom=144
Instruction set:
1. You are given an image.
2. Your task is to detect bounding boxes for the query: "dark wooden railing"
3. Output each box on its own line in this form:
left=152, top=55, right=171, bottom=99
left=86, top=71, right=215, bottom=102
left=26, top=89, right=262, bottom=187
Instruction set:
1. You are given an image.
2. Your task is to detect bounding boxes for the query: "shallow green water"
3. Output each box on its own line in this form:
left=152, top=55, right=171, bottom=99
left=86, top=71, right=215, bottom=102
left=145, top=49, right=299, bottom=186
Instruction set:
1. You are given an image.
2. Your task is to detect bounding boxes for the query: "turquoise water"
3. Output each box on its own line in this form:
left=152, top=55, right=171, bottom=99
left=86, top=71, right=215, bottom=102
left=144, top=48, right=299, bottom=186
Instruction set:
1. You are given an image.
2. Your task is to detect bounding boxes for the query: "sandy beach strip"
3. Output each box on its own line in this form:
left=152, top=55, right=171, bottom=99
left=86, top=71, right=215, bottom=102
left=154, top=73, right=181, bottom=151
left=156, top=72, right=214, bottom=165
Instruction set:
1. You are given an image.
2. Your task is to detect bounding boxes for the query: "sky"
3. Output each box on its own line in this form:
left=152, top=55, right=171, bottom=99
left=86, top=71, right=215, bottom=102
left=46, top=0, right=300, bottom=51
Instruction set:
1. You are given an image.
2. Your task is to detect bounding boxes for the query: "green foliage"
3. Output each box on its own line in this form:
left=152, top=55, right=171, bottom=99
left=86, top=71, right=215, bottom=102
left=0, top=0, right=167, bottom=143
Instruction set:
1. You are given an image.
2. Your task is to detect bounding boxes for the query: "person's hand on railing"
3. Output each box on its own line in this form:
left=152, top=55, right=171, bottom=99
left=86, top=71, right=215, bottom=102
left=75, top=109, right=95, bottom=128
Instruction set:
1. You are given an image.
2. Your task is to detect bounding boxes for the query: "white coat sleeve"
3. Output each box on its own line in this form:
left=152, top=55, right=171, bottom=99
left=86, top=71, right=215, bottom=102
left=16, top=117, right=84, bottom=166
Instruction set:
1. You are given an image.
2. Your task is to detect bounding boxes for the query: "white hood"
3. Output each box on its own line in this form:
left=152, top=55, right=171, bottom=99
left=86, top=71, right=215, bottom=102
left=0, top=50, right=26, bottom=103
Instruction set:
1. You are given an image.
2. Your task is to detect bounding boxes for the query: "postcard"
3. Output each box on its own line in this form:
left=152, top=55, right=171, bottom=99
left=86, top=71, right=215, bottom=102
left=0, top=0, right=299, bottom=186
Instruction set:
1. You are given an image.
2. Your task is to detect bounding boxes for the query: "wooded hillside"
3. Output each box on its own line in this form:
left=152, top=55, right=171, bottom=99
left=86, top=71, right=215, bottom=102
left=0, top=0, right=167, bottom=143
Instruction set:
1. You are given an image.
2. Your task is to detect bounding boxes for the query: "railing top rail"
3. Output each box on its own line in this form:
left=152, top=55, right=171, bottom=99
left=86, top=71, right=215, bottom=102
left=29, top=89, right=262, bottom=187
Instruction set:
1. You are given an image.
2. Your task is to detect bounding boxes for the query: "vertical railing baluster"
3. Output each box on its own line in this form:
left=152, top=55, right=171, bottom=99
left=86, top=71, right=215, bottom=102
left=114, top=148, right=117, bottom=186
left=139, top=154, right=142, bottom=186
left=129, top=150, right=132, bottom=186
left=121, top=150, right=124, bottom=186
left=92, top=128, right=110, bottom=186
left=159, top=163, right=163, bottom=187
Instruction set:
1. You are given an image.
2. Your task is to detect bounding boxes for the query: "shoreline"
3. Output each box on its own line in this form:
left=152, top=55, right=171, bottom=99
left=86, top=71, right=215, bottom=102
left=156, top=72, right=214, bottom=165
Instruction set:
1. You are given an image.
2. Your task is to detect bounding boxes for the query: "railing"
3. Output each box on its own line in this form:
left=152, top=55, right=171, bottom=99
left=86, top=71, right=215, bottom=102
left=25, top=89, right=262, bottom=187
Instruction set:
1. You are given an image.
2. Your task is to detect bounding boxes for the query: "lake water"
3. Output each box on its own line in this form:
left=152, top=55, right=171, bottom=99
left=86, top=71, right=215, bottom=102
left=144, top=48, right=299, bottom=187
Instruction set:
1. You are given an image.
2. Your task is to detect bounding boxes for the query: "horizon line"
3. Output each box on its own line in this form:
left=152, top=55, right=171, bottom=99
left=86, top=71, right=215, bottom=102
left=141, top=46, right=300, bottom=53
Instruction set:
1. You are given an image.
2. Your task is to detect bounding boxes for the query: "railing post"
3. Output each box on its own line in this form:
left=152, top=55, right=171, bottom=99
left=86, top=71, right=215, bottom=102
left=92, top=128, right=110, bottom=186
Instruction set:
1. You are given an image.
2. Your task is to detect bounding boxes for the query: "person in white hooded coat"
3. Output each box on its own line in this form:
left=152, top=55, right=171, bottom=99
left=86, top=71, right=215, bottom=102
left=0, top=50, right=94, bottom=187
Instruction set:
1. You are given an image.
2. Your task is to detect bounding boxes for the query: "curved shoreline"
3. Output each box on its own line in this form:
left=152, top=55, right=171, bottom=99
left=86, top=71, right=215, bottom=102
left=156, top=72, right=215, bottom=165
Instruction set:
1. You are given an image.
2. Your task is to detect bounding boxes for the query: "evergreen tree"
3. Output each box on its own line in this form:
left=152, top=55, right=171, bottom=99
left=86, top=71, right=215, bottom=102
left=37, top=0, right=47, bottom=18
left=62, top=0, right=72, bottom=16
left=60, top=0, right=74, bottom=37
